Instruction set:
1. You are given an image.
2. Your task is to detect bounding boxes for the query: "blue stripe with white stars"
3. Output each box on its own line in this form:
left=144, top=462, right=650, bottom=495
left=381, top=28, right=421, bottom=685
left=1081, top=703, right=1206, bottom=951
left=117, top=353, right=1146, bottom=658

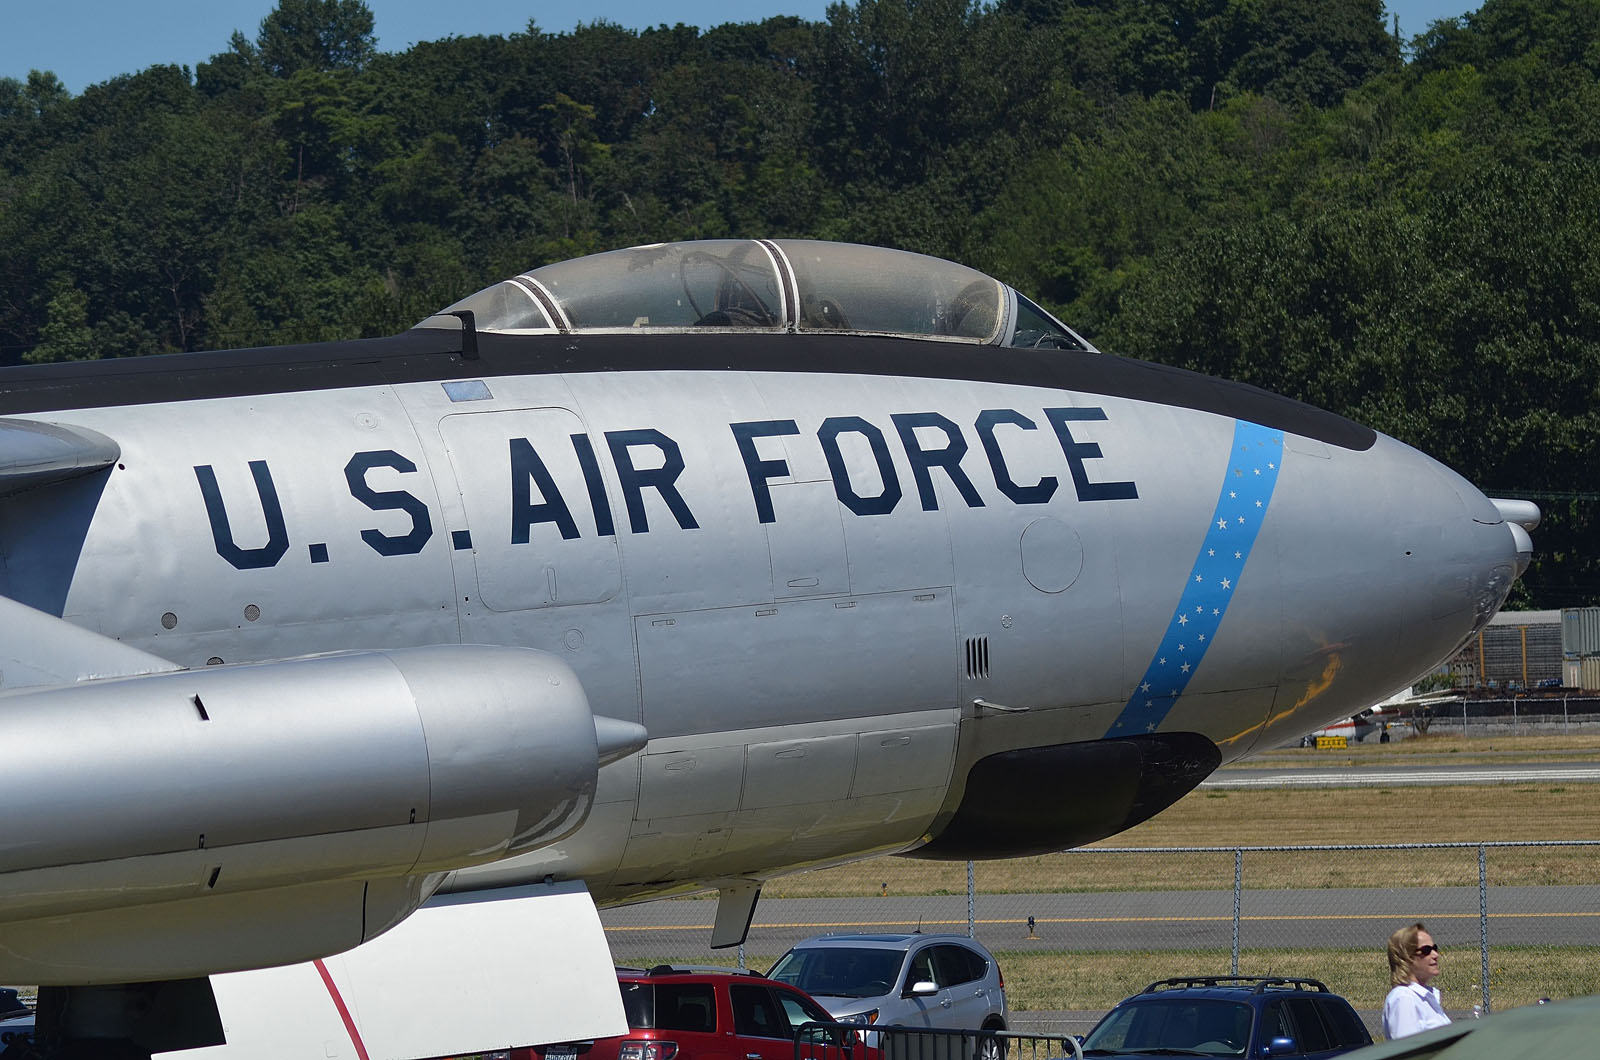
left=1106, top=420, right=1284, bottom=737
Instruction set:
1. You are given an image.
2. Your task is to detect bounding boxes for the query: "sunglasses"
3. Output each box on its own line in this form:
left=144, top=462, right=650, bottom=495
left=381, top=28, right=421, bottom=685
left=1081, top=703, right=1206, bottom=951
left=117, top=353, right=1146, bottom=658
left=1415, top=945, right=1441, bottom=957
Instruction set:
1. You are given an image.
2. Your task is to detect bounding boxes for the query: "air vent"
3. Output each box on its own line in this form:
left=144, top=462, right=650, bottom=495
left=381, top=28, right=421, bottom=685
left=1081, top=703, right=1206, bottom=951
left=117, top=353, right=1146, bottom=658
left=965, top=636, right=990, bottom=679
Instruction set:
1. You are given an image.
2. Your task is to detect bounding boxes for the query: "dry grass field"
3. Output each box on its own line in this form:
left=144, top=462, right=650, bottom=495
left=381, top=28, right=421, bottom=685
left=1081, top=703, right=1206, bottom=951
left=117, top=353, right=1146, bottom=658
left=766, top=778, right=1600, bottom=897
left=990, top=945, right=1600, bottom=1013
left=1238, top=730, right=1600, bottom=768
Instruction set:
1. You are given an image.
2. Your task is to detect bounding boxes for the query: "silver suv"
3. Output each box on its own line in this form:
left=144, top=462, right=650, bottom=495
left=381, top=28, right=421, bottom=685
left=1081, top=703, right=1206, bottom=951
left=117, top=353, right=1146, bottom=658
left=767, top=934, right=1007, bottom=1039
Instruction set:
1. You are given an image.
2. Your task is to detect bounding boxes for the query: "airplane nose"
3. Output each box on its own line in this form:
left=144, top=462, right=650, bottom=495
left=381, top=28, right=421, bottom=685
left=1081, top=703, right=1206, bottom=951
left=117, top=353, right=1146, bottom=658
left=1253, top=432, right=1535, bottom=752
left=1393, top=442, right=1527, bottom=655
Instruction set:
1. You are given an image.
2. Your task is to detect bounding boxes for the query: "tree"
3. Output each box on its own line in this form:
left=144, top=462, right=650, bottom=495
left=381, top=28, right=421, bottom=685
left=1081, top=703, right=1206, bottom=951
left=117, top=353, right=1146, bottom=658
left=257, top=0, right=377, bottom=77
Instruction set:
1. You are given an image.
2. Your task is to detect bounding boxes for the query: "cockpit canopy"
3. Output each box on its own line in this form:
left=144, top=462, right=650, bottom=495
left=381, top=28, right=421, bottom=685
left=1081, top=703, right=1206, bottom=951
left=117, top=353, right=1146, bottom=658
left=415, top=239, right=1093, bottom=351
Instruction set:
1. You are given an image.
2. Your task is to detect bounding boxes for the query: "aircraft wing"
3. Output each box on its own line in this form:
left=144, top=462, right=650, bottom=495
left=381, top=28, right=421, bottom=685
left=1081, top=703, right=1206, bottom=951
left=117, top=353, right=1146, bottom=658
left=161, top=882, right=627, bottom=1060
left=0, top=417, right=174, bottom=689
left=0, top=594, right=182, bottom=692
left=0, top=417, right=120, bottom=498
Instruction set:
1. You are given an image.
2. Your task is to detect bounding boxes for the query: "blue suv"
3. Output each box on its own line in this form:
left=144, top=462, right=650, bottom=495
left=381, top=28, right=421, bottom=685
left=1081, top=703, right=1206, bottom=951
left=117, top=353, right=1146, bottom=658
left=1080, top=977, right=1372, bottom=1059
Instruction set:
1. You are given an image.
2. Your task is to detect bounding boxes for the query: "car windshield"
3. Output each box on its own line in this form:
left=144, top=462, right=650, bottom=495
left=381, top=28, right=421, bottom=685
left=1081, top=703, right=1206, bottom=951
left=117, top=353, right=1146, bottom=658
left=768, top=947, right=906, bottom=999
left=1082, top=999, right=1253, bottom=1057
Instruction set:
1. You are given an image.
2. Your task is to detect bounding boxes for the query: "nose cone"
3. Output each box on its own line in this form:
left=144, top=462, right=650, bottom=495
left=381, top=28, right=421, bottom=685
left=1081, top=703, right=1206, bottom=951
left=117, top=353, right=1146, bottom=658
left=1255, top=432, right=1533, bottom=750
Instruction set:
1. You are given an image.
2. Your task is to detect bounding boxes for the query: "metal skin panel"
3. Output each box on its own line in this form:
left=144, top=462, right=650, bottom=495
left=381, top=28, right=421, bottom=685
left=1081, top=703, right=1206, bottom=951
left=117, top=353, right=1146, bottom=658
left=439, top=407, right=622, bottom=610
left=634, top=590, right=955, bottom=737
left=563, top=369, right=779, bottom=617
left=21, top=392, right=458, bottom=663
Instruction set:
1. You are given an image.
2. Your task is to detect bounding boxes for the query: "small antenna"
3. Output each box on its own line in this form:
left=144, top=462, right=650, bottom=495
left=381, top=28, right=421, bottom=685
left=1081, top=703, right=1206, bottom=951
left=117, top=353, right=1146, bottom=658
left=449, top=310, right=479, bottom=360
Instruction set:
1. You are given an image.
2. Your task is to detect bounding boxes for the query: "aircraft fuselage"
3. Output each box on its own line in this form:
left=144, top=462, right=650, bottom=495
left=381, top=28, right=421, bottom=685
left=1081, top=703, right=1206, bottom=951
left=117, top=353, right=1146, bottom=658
left=0, top=329, right=1519, bottom=912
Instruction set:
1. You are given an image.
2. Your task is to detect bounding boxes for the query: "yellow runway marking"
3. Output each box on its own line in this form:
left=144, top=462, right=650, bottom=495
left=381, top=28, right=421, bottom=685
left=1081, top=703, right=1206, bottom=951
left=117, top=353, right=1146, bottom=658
left=605, top=911, right=1600, bottom=934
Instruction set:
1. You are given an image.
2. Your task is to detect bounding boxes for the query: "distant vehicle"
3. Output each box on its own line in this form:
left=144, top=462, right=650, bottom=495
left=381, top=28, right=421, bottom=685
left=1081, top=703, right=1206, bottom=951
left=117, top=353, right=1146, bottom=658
left=0, top=1014, right=33, bottom=1051
left=1079, top=976, right=1371, bottom=1059
left=514, top=966, right=867, bottom=1060
left=767, top=933, right=1007, bottom=1051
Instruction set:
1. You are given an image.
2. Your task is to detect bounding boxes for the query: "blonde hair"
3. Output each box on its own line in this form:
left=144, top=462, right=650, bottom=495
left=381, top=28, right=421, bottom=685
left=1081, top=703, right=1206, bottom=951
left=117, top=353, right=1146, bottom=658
left=1388, top=922, right=1428, bottom=987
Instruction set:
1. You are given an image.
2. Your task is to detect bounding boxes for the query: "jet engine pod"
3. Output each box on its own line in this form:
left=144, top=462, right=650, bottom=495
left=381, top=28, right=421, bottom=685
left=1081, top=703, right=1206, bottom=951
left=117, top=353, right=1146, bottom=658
left=912, top=732, right=1221, bottom=859
left=0, top=644, right=626, bottom=924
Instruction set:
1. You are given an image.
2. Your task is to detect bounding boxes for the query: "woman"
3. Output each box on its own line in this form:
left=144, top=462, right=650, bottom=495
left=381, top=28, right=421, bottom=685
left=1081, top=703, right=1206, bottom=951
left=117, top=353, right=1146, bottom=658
left=1382, top=922, right=1452, bottom=1039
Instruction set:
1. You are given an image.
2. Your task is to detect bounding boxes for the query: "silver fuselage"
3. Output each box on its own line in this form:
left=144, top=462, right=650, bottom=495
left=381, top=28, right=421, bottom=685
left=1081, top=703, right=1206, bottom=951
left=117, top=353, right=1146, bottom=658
left=0, top=328, right=1519, bottom=922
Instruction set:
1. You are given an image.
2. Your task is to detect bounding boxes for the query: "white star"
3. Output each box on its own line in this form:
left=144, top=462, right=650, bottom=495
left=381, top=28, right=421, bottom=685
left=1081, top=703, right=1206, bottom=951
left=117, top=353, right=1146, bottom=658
left=1178, top=614, right=1188, bottom=625
left=1159, top=656, right=1167, bottom=666
left=1254, top=467, right=1261, bottom=476
left=1145, top=699, right=1154, bottom=707
left=1181, top=662, right=1191, bottom=673
left=1255, top=500, right=1262, bottom=508
left=1212, top=607, right=1221, bottom=615
left=1198, top=633, right=1207, bottom=642
left=1236, top=516, right=1246, bottom=525
left=1178, top=643, right=1186, bottom=652
left=1146, top=723, right=1156, bottom=732
left=1195, top=574, right=1203, bottom=583
left=1235, top=551, right=1242, bottom=559
left=1269, top=462, right=1276, bottom=469
left=1208, top=548, right=1215, bottom=556
left=1196, top=605, right=1204, bottom=613
left=1141, top=682, right=1151, bottom=692
left=1220, top=578, right=1232, bottom=590
left=1229, top=490, right=1237, bottom=498
left=1217, top=519, right=1228, bottom=530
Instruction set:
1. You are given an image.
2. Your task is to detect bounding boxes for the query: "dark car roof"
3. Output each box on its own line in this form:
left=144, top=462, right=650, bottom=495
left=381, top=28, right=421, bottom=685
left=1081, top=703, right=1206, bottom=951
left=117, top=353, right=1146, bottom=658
left=1128, top=976, right=1334, bottom=1000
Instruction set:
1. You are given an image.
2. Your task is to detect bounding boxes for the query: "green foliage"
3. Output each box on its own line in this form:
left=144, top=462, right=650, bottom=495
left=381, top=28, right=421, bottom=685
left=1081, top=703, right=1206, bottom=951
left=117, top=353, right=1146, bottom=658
left=1, top=0, right=1598, bottom=602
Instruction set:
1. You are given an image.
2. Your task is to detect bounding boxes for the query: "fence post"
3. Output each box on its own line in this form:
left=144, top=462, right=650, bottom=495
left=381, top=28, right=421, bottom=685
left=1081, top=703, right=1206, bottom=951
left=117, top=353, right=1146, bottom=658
left=1232, top=848, right=1243, bottom=976
left=1478, top=844, right=1491, bottom=1015
left=967, top=860, right=976, bottom=939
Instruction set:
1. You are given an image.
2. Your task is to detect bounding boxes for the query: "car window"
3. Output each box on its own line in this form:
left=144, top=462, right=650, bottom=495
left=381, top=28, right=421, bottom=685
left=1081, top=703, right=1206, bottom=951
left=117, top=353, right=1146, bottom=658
left=654, top=984, right=718, bottom=1033
left=934, top=945, right=986, bottom=987
left=770, top=948, right=905, bottom=999
left=1260, top=1000, right=1290, bottom=1045
left=776, top=988, right=831, bottom=1031
left=620, top=981, right=655, bottom=1029
left=731, top=984, right=788, bottom=1040
left=907, top=949, right=938, bottom=988
left=1283, top=998, right=1334, bottom=1054
left=1315, top=998, right=1371, bottom=1047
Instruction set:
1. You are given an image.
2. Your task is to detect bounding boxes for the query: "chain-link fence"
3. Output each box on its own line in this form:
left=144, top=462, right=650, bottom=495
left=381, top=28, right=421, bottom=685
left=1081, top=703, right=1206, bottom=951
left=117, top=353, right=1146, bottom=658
left=602, top=842, right=1600, bottom=1032
left=1389, top=696, right=1600, bottom=737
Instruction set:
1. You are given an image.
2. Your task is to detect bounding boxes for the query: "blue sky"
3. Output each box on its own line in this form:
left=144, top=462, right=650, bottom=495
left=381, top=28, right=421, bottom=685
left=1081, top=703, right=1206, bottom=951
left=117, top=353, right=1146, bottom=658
left=2, top=0, right=1479, bottom=95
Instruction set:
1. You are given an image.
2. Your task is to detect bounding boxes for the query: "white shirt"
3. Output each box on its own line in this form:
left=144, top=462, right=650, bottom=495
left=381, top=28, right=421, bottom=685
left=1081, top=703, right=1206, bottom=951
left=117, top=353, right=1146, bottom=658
left=1383, top=981, right=1451, bottom=1039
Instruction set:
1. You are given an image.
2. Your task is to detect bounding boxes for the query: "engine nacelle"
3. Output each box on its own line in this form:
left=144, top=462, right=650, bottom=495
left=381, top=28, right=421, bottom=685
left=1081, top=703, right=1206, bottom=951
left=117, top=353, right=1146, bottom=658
left=0, top=644, right=644, bottom=982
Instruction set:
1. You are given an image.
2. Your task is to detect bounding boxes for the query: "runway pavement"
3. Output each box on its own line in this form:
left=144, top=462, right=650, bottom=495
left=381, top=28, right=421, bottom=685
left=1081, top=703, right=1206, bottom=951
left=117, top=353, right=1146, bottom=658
left=601, top=884, right=1600, bottom=962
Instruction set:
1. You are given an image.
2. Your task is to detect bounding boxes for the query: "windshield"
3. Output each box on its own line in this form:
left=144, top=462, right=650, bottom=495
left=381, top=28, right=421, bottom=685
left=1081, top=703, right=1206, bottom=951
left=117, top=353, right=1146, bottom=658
left=1082, top=1000, right=1253, bottom=1057
left=768, top=947, right=906, bottom=999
